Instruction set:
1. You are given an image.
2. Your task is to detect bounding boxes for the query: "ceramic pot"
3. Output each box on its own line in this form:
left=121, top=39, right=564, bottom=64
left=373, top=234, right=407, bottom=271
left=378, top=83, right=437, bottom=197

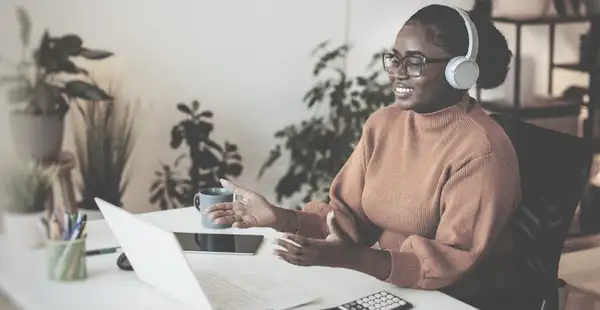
left=9, top=111, right=65, bottom=160
left=2, top=211, right=46, bottom=249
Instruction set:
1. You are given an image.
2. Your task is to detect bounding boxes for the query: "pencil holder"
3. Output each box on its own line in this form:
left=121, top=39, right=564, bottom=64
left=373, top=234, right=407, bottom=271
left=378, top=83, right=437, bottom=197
left=46, top=237, right=88, bottom=282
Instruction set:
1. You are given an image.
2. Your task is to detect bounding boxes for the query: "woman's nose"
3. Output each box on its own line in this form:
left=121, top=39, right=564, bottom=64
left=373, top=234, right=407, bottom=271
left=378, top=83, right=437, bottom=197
left=389, top=67, right=408, bottom=80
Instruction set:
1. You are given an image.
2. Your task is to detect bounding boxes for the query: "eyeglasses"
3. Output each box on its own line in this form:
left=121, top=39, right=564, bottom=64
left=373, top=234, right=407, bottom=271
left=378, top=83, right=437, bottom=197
left=382, top=53, right=453, bottom=77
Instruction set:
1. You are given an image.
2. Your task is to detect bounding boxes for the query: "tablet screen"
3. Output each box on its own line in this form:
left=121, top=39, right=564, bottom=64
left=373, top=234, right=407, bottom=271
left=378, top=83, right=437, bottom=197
left=173, top=232, right=264, bottom=255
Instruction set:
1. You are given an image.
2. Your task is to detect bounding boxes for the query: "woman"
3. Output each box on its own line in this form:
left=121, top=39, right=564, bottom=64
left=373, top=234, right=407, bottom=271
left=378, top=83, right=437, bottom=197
left=207, top=4, right=523, bottom=309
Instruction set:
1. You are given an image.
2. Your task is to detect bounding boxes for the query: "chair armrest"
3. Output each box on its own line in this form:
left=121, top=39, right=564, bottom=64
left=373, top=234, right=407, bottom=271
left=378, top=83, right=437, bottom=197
left=540, top=279, right=568, bottom=310
left=557, top=278, right=568, bottom=310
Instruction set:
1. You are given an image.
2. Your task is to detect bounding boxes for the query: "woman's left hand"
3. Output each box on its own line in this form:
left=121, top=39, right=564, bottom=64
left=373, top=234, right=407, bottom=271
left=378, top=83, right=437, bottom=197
left=273, top=211, right=360, bottom=268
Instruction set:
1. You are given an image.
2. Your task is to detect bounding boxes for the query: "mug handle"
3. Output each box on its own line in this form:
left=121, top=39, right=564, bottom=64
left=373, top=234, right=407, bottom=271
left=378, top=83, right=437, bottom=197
left=193, top=193, right=201, bottom=211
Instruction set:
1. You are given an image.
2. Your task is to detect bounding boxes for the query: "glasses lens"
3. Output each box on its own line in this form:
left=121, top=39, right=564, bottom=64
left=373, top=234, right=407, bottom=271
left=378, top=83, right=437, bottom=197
left=383, top=54, right=425, bottom=77
left=403, top=56, right=424, bottom=77
left=383, top=54, right=401, bottom=73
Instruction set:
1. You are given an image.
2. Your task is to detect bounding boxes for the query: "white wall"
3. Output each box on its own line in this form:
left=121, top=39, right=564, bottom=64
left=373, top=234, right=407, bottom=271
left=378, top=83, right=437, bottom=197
left=0, top=0, right=590, bottom=213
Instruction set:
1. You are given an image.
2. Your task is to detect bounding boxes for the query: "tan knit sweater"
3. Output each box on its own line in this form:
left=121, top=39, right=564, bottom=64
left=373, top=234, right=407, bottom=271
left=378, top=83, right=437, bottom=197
left=294, top=95, right=522, bottom=300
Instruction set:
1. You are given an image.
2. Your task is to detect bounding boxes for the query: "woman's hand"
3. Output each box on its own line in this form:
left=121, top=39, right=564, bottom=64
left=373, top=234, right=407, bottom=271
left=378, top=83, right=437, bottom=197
left=205, top=179, right=280, bottom=229
left=273, top=211, right=361, bottom=268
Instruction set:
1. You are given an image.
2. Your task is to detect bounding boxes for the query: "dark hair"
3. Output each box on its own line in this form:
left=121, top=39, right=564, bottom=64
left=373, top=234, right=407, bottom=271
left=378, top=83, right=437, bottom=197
left=406, top=4, right=512, bottom=90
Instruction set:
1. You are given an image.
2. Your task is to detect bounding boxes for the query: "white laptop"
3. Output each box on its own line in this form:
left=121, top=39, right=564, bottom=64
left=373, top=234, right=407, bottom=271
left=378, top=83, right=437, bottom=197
left=94, top=198, right=318, bottom=310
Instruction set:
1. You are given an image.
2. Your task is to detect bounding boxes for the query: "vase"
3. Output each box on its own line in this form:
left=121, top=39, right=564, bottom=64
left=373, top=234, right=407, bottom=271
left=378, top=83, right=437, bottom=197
left=9, top=111, right=65, bottom=160
left=2, top=211, right=46, bottom=250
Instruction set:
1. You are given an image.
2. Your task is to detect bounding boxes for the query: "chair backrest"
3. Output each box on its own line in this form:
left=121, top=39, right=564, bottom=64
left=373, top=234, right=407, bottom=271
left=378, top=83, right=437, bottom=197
left=490, top=114, right=593, bottom=309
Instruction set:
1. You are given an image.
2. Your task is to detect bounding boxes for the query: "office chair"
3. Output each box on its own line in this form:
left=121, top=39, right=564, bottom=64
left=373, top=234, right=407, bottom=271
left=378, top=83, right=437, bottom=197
left=490, top=114, right=593, bottom=310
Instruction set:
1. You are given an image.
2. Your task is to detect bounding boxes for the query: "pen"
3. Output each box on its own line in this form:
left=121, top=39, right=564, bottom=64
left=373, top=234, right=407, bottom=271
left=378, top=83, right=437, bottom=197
left=86, top=247, right=120, bottom=256
left=63, top=212, right=71, bottom=240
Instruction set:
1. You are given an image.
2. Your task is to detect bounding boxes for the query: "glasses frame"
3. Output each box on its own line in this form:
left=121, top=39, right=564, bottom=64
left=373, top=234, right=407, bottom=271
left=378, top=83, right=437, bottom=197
left=382, top=52, right=453, bottom=78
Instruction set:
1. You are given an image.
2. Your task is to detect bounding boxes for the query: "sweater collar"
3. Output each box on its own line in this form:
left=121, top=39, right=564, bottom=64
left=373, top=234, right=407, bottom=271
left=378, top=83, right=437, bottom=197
left=409, top=93, right=474, bottom=132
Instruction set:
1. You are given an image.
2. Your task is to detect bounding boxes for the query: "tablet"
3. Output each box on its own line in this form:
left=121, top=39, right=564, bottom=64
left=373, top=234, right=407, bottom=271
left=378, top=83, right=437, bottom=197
left=173, top=232, right=264, bottom=255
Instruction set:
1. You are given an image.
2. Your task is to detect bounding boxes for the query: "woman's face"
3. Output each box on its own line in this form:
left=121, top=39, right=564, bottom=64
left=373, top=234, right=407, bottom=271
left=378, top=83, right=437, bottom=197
left=388, top=23, right=456, bottom=113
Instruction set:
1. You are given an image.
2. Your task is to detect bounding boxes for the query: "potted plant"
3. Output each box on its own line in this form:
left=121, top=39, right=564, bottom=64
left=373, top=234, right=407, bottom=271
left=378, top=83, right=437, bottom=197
left=0, top=6, right=113, bottom=160
left=258, top=42, right=394, bottom=209
left=0, top=160, right=58, bottom=249
left=149, top=100, right=244, bottom=210
left=72, top=83, right=140, bottom=219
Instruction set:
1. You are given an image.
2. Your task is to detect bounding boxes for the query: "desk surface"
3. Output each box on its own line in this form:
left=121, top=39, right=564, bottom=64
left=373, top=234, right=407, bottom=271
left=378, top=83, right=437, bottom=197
left=0, top=207, right=475, bottom=310
left=559, top=246, right=600, bottom=298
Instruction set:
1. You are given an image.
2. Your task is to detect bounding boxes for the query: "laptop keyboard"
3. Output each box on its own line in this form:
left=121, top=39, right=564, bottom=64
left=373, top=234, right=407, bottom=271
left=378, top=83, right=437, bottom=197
left=195, top=269, right=270, bottom=309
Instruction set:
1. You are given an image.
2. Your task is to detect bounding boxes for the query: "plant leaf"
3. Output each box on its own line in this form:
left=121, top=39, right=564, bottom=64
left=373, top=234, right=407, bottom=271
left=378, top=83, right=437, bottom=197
left=149, top=188, right=164, bottom=203
left=224, top=142, right=238, bottom=152
left=192, top=100, right=200, bottom=111
left=79, top=48, right=114, bottom=60
left=55, top=34, right=83, bottom=55
left=7, top=84, right=31, bottom=104
left=16, top=7, right=31, bottom=47
left=170, top=126, right=184, bottom=149
left=0, top=75, right=27, bottom=86
left=177, top=103, right=193, bottom=115
left=224, top=163, right=243, bottom=176
left=63, top=80, right=112, bottom=101
left=198, top=111, right=213, bottom=118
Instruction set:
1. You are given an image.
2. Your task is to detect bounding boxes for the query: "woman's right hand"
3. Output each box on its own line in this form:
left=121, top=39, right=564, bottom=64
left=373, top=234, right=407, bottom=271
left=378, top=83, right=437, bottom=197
left=205, top=179, right=282, bottom=229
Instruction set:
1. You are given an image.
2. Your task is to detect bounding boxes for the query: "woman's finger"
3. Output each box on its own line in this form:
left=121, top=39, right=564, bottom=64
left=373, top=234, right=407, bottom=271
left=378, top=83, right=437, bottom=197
left=280, top=233, right=310, bottom=247
left=213, top=214, right=242, bottom=225
left=232, top=221, right=252, bottom=229
left=274, top=238, right=303, bottom=255
left=274, top=249, right=310, bottom=266
left=208, top=210, right=235, bottom=219
left=220, top=179, right=255, bottom=198
left=204, top=202, right=234, bottom=213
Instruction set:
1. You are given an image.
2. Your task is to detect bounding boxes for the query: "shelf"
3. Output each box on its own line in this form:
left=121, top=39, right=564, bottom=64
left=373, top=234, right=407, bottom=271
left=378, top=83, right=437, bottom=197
left=492, top=14, right=600, bottom=25
left=554, top=62, right=600, bottom=74
left=480, top=96, right=582, bottom=119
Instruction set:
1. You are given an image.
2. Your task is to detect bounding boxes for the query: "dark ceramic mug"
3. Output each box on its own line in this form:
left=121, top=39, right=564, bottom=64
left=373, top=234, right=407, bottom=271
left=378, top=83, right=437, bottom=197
left=193, top=187, right=234, bottom=229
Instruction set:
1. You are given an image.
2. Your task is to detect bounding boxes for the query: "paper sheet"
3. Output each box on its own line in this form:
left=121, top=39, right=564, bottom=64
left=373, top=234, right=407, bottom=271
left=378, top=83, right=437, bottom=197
left=195, top=267, right=318, bottom=310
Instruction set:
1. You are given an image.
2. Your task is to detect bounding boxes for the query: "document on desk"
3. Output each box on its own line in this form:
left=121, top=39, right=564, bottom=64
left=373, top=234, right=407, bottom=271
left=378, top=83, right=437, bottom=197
left=195, top=267, right=318, bottom=310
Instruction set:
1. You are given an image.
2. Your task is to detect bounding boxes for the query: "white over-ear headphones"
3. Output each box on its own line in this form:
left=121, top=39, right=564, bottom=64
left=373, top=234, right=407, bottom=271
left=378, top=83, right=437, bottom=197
left=445, top=6, right=480, bottom=90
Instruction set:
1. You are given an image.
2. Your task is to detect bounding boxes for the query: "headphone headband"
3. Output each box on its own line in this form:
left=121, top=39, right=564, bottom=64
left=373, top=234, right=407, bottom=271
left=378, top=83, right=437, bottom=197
left=450, top=7, right=479, bottom=61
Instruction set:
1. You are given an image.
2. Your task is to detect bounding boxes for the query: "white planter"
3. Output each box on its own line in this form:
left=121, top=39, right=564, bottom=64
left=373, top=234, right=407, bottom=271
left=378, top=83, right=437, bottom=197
left=3, top=211, right=45, bottom=250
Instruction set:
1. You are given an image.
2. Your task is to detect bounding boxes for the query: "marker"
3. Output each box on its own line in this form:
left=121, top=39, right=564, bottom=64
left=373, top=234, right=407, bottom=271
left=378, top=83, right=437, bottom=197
left=86, top=247, right=120, bottom=256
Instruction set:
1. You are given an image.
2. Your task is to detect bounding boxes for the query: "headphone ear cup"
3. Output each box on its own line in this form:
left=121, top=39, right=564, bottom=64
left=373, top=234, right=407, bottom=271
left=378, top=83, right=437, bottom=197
left=445, top=57, right=463, bottom=89
left=445, top=56, right=480, bottom=90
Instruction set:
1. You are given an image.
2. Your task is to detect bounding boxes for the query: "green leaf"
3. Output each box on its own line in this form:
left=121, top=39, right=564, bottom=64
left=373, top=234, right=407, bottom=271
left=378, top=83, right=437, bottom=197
left=15, top=7, right=31, bottom=47
left=192, top=100, right=200, bottom=111
left=170, top=126, right=184, bottom=149
left=7, top=84, right=31, bottom=104
left=63, top=80, right=112, bottom=101
left=258, top=145, right=281, bottom=178
left=224, top=163, right=243, bottom=176
left=149, top=188, right=164, bottom=204
left=0, top=75, right=27, bottom=86
left=56, top=35, right=83, bottom=55
left=198, top=111, right=213, bottom=118
left=79, top=48, right=113, bottom=60
left=224, top=142, right=238, bottom=152
left=177, top=103, right=192, bottom=115
left=195, top=149, right=220, bottom=169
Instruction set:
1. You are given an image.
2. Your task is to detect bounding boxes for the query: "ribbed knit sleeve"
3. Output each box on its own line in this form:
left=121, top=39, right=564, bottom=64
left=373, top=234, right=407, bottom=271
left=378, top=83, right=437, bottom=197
left=293, top=120, right=382, bottom=246
left=384, top=153, right=520, bottom=289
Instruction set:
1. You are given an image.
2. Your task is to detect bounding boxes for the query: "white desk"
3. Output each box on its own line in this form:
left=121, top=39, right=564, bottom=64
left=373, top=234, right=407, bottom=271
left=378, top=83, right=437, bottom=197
left=0, top=207, right=475, bottom=310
